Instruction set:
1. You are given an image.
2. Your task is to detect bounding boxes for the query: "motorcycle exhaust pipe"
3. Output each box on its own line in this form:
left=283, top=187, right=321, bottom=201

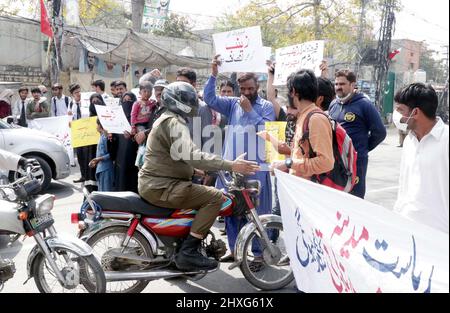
left=105, top=268, right=217, bottom=282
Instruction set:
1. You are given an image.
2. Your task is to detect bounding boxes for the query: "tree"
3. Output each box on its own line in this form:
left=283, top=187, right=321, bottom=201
left=152, top=13, right=195, bottom=39
left=131, top=0, right=145, bottom=31
left=216, top=0, right=362, bottom=61
left=78, top=0, right=129, bottom=28
left=420, top=47, right=447, bottom=84
left=0, top=0, right=129, bottom=28
left=216, top=0, right=403, bottom=65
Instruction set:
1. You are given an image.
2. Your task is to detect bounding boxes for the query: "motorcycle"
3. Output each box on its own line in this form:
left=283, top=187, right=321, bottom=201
left=71, top=171, right=294, bottom=293
left=0, top=165, right=106, bottom=293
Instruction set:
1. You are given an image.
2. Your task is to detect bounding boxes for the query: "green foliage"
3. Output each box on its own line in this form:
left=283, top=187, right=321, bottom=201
left=152, top=13, right=195, bottom=39
left=78, top=0, right=130, bottom=28
left=420, top=47, right=447, bottom=83
left=216, top=0, right=402, bottom=63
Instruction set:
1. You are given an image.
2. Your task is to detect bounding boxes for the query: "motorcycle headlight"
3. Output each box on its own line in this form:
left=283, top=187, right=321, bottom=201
left=34, top=194, right=55, bottom=216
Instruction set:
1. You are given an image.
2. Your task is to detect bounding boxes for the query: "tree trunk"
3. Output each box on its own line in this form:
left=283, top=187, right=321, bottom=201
left=131, top=0, right=145, bottom=32
left=313, top=0, right=322, bottom=40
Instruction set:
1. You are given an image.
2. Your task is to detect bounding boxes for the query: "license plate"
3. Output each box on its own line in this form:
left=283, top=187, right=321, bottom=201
left=30, top=214, right=54, bottom=230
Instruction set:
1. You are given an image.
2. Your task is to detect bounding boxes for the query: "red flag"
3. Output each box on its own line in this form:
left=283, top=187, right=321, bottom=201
left=40, top=0, right=53, bottom=38
left=388, top=48, right=402, bottom=60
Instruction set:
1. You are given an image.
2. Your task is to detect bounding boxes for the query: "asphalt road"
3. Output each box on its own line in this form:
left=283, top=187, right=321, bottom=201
left=1, top=126, right=402, bottom=293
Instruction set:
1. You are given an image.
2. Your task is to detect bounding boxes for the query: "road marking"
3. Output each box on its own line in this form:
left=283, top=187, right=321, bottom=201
left=367, top=186, right=399, bottom=193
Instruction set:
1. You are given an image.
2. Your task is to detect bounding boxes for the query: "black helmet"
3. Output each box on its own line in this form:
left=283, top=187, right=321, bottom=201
left=161, top=82, right=199, bottom=118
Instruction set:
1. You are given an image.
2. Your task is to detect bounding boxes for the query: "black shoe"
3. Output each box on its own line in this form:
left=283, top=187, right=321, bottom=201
left=175, top=235, right=218, bottom=271
left=73, top=177, right=85, bottom=183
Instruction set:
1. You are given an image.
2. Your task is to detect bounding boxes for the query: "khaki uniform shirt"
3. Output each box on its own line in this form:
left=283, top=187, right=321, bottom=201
left=138, top=111, right=233, bottom=195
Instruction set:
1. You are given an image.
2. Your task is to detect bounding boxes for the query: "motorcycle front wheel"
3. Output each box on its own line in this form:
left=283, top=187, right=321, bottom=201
left=87, top=226, right=153, bottom=293
left=32, top=248, right=106, bottom=293
left=239, top=221, right=294, bottom=291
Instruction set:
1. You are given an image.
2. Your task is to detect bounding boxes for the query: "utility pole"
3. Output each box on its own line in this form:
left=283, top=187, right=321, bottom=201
left=373, top=0, right=396, bottom=115
left=50, top=0, right=63, bottom=84
left=355, top=0, right=369, bottom=77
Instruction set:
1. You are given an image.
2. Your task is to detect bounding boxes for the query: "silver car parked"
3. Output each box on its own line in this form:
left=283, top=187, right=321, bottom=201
left=0, top=119, right=70, bottom=192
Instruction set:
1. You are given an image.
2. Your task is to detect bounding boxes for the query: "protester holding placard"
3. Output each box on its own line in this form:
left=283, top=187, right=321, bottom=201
left=203, top=55, right=276, bottom=264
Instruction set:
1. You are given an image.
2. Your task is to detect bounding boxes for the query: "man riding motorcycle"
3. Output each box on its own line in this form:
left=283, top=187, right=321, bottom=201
left=138, top=82, right=260, bottom=272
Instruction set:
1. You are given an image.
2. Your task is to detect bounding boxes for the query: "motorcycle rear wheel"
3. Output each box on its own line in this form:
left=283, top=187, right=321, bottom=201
left=240, top=221, right=294, bottom=291
left=87, top=226, right=153, bottom=293
left=32, top=249, right=106, bottom=293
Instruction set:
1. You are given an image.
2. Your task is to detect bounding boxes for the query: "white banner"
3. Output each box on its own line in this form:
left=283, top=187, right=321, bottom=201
left=28, top=116, right=74, bottom=165
left=274, top=40, right=324, bottom=86
left=95, top=105, right=131, bottom=134
left=275, top=170, right=449, bottom=293
left=213, top=26, right=266, bottom=73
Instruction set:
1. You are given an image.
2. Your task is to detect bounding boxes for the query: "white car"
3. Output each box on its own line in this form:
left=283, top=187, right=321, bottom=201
left=0, top=119, right=70, bottom=192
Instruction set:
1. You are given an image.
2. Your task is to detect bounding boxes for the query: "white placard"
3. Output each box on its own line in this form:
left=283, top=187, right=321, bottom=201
left=28, top=116, right=74, bottom=165
left=80, top=92, right=94, bottom=108
left=274, top=40, right=324, bottom=86
left=104, top=97, right=120, bottom=107
left=213, top=26, right=267, bottom=73
left=263, top=46, right=272, bottom=61
left=95, top=105, right=131, bottom=134
left=275, top=170, right=449, bottom=293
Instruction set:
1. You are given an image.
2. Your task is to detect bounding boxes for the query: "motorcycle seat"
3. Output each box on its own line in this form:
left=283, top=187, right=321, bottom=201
left=90, top=192, right=175, bottom=217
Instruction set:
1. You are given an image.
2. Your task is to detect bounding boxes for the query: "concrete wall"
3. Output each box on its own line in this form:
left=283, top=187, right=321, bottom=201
left=0, top=16, right=48, bottom=86
left=0, top=17, right=48, bottom=70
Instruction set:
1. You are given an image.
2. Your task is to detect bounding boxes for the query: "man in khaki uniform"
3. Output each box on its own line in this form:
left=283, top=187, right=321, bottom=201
left=138, top=82, right=259, bottom=271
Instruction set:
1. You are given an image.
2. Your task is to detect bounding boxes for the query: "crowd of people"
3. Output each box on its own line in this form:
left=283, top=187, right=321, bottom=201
left=1, top=55, right=448, bottom=270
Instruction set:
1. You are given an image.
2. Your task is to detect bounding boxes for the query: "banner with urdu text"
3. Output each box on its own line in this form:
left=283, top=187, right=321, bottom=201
left=275, top=170, right=449, bottom=293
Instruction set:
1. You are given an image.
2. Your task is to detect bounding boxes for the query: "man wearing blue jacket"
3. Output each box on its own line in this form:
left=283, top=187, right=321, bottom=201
left=329, top=70, right=387, bottom=198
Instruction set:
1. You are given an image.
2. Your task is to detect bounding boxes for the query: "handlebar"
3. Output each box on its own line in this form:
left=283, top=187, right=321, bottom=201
left=0, top=164, right=41, bottom=200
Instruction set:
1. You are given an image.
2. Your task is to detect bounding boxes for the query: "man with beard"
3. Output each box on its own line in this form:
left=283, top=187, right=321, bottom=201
left=203, top=55, right=276, bottom=265
left=329, top=69, right=386, bottom=199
